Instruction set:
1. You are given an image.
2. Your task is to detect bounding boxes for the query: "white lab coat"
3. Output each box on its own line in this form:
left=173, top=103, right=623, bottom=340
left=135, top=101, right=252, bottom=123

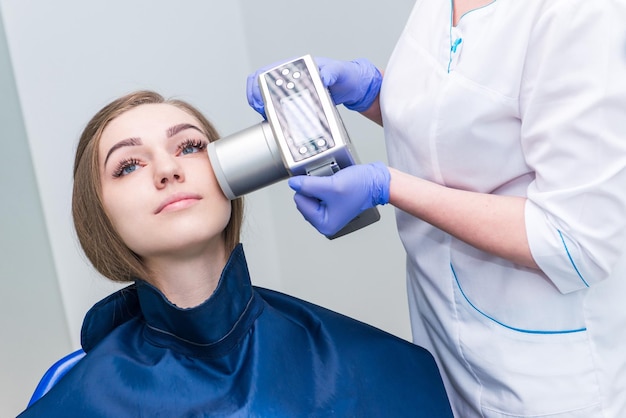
left=381, top=0, right=626, bottom=416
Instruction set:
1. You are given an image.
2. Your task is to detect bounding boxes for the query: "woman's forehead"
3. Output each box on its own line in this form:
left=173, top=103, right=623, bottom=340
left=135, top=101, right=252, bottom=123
left=99, top=104, right=200, bottom=149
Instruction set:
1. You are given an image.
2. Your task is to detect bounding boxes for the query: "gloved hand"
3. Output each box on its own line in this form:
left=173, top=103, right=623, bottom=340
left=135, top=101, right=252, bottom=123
left=288, top=162, right=390, bottom=236
left=315, top=57, right=382, bottom=112
left=246, top=56, right=383, bottom=118
left=246, top=57, right=296, bottom=119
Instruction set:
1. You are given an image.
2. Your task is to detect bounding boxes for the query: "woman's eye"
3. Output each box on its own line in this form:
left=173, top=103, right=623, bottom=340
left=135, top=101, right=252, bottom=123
left=179, top=139, right=207, bottom=155
left=113, top=158, right=141, bottom=178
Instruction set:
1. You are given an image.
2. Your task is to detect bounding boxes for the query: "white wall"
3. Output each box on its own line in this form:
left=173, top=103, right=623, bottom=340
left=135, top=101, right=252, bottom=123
left=0, top=1, right=414, bottom=416
left=0, top=10, right=72, bottom=416
left=238, top=0, right=415, bottom=337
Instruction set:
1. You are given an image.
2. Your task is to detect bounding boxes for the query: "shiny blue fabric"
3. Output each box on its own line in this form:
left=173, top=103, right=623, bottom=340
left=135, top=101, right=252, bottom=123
left=20, top=245, right=452, bottom=417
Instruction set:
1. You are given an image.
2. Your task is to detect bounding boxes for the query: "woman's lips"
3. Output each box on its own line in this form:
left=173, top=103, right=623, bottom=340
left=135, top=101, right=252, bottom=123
left=154, top=193, right=202, bottom=214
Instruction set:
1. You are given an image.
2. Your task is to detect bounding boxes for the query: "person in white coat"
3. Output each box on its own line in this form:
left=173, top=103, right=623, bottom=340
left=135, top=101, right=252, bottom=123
left=247, top=0, right=626, bottom=416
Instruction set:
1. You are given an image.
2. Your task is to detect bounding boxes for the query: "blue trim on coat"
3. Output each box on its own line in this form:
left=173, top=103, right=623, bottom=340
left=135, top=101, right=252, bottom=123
left=558, top=229, right=590, bottom=287
left=450, top=263, right=587, bottom=334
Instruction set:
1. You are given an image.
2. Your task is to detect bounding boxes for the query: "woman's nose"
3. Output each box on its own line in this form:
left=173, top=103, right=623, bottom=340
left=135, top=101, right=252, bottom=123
left=154, top=154, right=184, bottom=188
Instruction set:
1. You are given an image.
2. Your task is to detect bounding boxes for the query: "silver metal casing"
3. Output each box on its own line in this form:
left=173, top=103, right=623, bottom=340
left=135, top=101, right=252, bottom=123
left=208, top=121, right=288, bottom=200
left=259, top=54, right=357, bottom=176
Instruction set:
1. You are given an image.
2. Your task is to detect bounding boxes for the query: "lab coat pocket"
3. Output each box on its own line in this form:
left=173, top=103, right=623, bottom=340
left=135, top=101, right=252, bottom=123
left=481, top=403, right=603, bottom=418
left=457, top=296, right=601, bottom=416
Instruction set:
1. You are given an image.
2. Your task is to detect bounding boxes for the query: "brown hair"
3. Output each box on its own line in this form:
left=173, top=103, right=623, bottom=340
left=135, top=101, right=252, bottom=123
left=72, top=90, right=243, bottom=282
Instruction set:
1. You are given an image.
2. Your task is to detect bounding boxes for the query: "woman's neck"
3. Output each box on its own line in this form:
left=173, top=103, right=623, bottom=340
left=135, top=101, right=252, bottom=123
left=143, top=241, right=229, bottom=308
left=453, top=0, right=494, bottom=26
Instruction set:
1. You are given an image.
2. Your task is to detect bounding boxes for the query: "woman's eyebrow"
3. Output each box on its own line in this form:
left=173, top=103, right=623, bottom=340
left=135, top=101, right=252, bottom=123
left=167, top=123, right=203, bottom=138
left=103, top=124, right=202, bottom=167
left=104, top=137, right=142, bottom=166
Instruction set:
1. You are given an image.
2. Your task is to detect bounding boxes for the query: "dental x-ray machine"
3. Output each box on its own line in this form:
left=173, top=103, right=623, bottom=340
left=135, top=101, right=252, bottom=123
left=208, top=55, right=379, bottom=239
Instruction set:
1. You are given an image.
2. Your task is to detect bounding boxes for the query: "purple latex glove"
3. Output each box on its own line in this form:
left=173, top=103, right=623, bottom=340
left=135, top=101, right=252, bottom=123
left=246, top=56, right=382, bottom=118
left=288, top=162, right=390, bottom=236
left=315, top=57, right=382, bottom=112
left=246, top=57, right=296, bottom=119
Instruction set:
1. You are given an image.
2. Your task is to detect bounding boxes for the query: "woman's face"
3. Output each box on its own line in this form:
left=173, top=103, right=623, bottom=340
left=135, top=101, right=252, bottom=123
left=99, top=103, right=231, bottom=261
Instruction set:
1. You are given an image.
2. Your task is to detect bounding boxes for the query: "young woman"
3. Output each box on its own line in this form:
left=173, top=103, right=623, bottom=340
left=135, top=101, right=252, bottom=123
left=19, top=90, right=452, bottom=417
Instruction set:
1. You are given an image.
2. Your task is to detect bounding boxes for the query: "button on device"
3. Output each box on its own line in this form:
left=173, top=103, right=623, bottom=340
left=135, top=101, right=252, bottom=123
left=293, top=71, right=301, bottom=79
left=275, top=79, right=284, bottom=86
left=316, top=139, right=327, bottom=147
left=281, top=68, right=290, bottom=76
left=286, top=82, right=295, bottom=89
left=299, top=146, right=308, bottom=155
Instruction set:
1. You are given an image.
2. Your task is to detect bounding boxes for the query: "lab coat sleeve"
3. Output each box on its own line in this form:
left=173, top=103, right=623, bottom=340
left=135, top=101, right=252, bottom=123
left=521, top=0, right=626, bottom=293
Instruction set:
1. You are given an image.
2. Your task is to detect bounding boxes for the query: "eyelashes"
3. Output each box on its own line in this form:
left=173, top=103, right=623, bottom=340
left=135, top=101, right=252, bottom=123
left=112, top=157, right=141, bottom=178
left=177, top=138, right=207, bottom=155
left=111, top=138, right=208, bottom=178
